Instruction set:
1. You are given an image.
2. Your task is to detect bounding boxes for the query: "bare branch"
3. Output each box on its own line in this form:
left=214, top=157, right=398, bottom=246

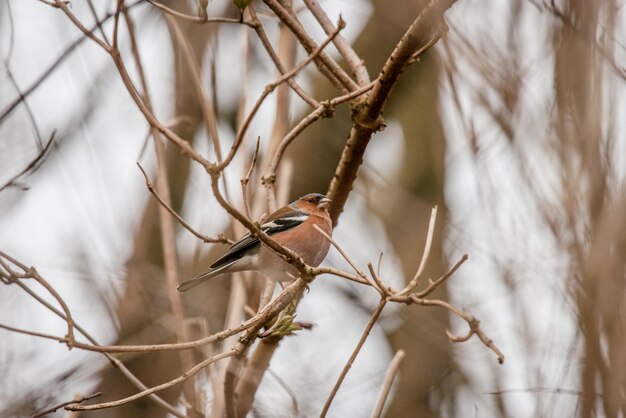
left=398, top=206, right=438, bottom=295
left=327, top=0, right=456, bottom=224
left=137, top=161, right=231, bottom=244
left=0, top=131, right=55, bottom=193
left=320, top=299, right=387, bottom=417
left=65, top=350, right=237, bottom=411
left=32, top=392, right=102, bottom=418
left=146, top=0, right=251, bottom=26
left=370, top=350, right=406, bottom=418
left=415, top=253, right=468, bottom=298
left=0, top=253, right=184, bottom=416
left=263, top=0, right=359, bottom=93
left=302, top=0, right=370, bottom=85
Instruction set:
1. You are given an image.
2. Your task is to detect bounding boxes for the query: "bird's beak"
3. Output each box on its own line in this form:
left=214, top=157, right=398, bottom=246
left=318, top=197, right=332, bottom=209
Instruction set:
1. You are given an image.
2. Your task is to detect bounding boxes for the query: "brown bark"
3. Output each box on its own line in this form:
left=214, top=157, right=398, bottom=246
left=85, top=10, right=214, bottom=418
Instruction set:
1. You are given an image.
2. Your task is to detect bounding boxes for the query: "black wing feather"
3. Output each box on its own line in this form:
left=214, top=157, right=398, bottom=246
left=209, top=211, right=307, bottom=269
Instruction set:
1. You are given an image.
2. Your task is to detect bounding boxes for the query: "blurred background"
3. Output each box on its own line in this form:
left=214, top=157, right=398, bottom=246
left=1, top=0, right=625, bottom=417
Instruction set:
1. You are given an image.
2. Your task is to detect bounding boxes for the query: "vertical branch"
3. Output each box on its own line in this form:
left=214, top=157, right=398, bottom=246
left=370, top=349, right=406, bottom=418
left=122, top=7, right=197, bottom=409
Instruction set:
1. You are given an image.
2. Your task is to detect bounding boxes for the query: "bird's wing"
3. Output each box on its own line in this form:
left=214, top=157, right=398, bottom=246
left=209, top=209, right=308, bottom=269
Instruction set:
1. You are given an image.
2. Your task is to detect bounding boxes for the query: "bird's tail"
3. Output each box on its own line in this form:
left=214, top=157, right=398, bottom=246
left=176, top=262, right=235, bottom=293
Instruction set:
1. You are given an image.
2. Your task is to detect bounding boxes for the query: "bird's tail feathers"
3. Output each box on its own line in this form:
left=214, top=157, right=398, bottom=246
left=176, top=262, right=235, bottom=293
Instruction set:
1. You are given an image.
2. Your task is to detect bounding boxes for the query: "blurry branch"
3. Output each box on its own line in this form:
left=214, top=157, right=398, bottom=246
left=263, top=0, right=359, bottom=93
left=532, top=0, right=626, bottom=80
left=137, top=163, right=232, bottom=245
left=320, top=299, right=388, bottom=417
left=146, top=0, right=249, bottom=26
left=247, top=4, right=319, bottom=108
left=0, top=251, right=184, bottom=417
left=327, top=0, right=454, bottom=224
left=3, top=58, right=44, bottom=147
left=302, top=0, right=370, bottom=86
left=318, top=207, right=502, bottom=416
left=30, top=392, right=102, bottom=418
left=121, top=5, right=198, bottom=408
left=263, top=80, right=376, bottom=184
left=0, top=131, right=55, bottom=193
left=398, top=206, right=438, bottom=295
left=241, top=137, right=261, bottom=219
left=166, top=15, right=223, bottom=162
left=0, top=251, right=75, bottom=346
left=370, top=349, right=406, bottom=418
left=66, top=349, right=238, bottom=412
left=0, top=0, right=142, bottom=123
left=220, top=16, right=346, bottom=173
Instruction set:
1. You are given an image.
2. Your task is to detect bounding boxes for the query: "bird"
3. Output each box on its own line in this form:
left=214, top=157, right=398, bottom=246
left=177, top=193, right=333, bottom=293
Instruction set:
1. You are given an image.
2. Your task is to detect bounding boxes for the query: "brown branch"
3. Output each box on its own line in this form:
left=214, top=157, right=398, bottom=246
left=264, top=80, right=376, bottom=182
left=302, top=0, right=370, bottom=86
left=320, top=298, right=387, bottom=417
left=0, top=254, right=185, bottom=417
left=0, top=0, right=143, bottom=123
left=137, top=163, right=231, bottom=244
left=65, top=350, right=237, bottom=411
left=262, top=0, right=359, bottom=93
left=248, top=5, right=319, bottom=108
left=241, top=137, right=261, bottom=219
left=370, top=350, right=406, bottom=418
left=0, top=131, right=55, bottom=193
left=217, top=16, right=345, bottom=172
left=121, top=9, right=199, bottom=407
left=146, top=0, right=251, bottom=26
left=0, top=251, right=75, bottom=347
left=31, top=392, right=102, bottom=418
left=0, top=323, right=63, bottom=342
left=398, top=206, right=438, bottom=295
left=53, top=0, right=112, bottom=52
left=415, top=253, right=468, bottom=298
left=37, top=276, right=311, bottom=354
left=327, top=0, right=456, bottom=225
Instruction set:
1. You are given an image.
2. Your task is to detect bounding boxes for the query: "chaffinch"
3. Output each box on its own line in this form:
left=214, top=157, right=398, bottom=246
left=177, top=193, right=333, bottom=293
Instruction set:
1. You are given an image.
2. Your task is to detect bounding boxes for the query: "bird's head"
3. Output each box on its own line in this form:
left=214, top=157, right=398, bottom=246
left=294, top=193, right=332, bottom=213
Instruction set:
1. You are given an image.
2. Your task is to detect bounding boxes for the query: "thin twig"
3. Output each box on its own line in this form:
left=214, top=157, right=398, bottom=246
left=218, top=16, right=345, bottom=172
left=53, top=0, right=112, bottom=52
left=0, top=131, right=55, bottom=193
left=398, top=205, right=438, bottom=295
left=320, top=298, right=387, bottom=418
left=370, top=350, right=405, bottom=418
left=264, top=80, right=376, bottom=181
left=263, top=0, right=358, bottom=93
left=302, top=0, right=370, bottom=85
left=367, top=262, right=389, bottom=296
left=0, top=251, right=75, bottom=347
left=0, top=255, right=184, bottom=417
left=241, top=137, right=261, bottom=219
left=415, top=253, right=468, bottom=298
left=66, top=350, right=237, bottom=411
left=146, top=0, right=252, bottom=26
left=248, top=5, right=319, bottom=108
left=312, top=224, right=378, bottom=290
left=137, top=163, right=231, bottom=244
left=31, top=392, right=102, bottom=418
